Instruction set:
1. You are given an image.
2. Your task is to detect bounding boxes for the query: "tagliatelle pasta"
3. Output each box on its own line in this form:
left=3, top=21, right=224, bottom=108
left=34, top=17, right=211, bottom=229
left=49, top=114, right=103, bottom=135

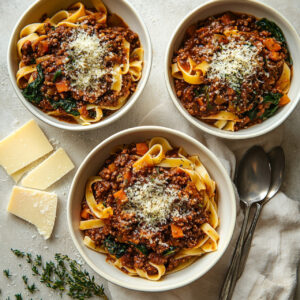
left=16, top=0, right=143, bottom=125
left=79, top=137, right=219, bottom=280
left=172, top=12, right=292, bottom=131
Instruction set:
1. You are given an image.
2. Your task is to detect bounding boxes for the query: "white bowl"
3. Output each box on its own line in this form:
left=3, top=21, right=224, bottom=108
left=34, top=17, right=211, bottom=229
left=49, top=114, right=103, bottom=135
left=165, top=0, right=300, bottom=139
left=7, top=0, right=152, bottom=131
left=67, top=126, right=236, bottom=291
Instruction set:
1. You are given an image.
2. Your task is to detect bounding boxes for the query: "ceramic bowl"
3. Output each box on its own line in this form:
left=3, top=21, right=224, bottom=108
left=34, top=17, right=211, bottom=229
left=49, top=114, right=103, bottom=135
left=165, top=0, right=300, bottom=139
left=7, top=0, right=152, bottom=131
left=67, top=126, right=236, bottom=291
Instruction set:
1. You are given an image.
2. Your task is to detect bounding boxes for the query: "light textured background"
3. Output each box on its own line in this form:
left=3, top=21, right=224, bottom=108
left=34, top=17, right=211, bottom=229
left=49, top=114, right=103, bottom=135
left=0, top=0, right=299, bottom=299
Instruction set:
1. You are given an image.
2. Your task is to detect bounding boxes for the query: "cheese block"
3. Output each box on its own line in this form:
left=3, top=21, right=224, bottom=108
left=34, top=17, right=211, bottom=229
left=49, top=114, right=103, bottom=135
left=21, top=148, right=74, bottom=190
left=7, top=186, right=57, bottom=239
left=11, top=155, right=49, bottom=183
left=0, top=120, right=53, bottom=175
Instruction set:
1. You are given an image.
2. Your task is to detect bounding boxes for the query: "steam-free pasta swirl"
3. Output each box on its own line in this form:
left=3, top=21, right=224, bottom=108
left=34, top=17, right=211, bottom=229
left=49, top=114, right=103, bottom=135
left=79, top=137, right=219, bottom=280
left=16, top=0, right=143, bottom=125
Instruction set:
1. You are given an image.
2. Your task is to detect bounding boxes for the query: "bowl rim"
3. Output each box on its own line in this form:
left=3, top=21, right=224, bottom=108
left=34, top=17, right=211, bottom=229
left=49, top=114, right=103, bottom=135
left=67, top=125, right=236, bottom=291
left=164, top=0, right=300, bottom=140
left=7, top=0, right=152, bottom=131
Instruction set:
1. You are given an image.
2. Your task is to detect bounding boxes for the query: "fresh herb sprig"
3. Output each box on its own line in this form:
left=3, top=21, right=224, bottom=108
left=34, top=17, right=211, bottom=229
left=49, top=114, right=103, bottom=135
left=11, top=249, right=106, bottom=299
left=3, top=269, right=11, bottom=278
left=22, top=275, right=38, bottom=294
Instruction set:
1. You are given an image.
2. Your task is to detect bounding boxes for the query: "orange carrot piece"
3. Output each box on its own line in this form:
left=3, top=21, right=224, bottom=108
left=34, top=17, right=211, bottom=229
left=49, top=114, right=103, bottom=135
left=124, top=171, right=131, bottom=182
left=171, top=224, right=184, bottom=238
left=279, top=94, right=290, bottom=107
left=81, top=207, right=90, bottom=219
left=108, top=163, right=117, bottom=172
left=113, top=189, right=127, bottom=201
left=136, top=143, right=149, bottom=155
left=39, top=40, right=49, bottom=53
left=269, top=51, right=281, bottom=61
left=263, top=38, right=281, bottom=52
left=56, top=80, right=69, bottom=93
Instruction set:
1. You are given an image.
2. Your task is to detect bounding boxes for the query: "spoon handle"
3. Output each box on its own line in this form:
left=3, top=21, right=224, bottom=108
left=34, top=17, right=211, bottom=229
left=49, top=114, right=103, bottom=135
left=219, top=204, right=251, bottom=300
left=237, top=203, right=263, bottom=279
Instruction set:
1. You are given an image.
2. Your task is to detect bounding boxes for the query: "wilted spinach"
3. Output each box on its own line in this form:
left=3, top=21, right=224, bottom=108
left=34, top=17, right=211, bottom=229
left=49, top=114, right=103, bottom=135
left=133, top=243, right=149, bottom=256
left=53, top=69, right=62, bottom=82
left=50, top=98, right=80, bottom=116
left=22, top=64, right=44, bottom=104
left=104, top=236, right=128, bottom=258
left=256, top=18, right=292, bottom=64
left=261, top=92, right=282, bottom=120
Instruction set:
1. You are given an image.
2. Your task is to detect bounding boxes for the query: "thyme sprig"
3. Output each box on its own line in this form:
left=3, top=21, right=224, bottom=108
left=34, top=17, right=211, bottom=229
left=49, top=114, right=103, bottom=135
left=11, top=249, right=106, bottom=299
left=3, top=269, right=11, bottom=278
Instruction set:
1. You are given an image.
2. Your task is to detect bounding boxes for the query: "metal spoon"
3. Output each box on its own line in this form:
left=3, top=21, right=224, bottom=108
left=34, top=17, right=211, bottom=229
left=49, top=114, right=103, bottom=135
left=219, top=146, right=271, bottom=300
left=237, top=146, right=285, bottom=278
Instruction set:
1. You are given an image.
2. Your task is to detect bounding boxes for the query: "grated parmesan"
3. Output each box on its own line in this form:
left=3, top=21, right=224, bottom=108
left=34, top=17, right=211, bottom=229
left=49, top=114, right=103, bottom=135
left=124, top=176, right=188, bottom=231
left=207, top=38, right=261, bottom=90
left=65, top=30, right=112, bottom=92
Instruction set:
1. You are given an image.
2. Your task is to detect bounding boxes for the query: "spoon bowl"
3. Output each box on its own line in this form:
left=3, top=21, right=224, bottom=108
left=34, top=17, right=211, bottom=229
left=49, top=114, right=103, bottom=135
left=236, top=146, right=271, bottom=205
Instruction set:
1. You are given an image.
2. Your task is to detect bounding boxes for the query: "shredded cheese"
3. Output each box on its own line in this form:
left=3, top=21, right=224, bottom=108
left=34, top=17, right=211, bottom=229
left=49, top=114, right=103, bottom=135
left=207, top=38, right=261, bottom=90
left=124, top=176, right=188, bottom=231
left=65, top=30, right=111, bottom=91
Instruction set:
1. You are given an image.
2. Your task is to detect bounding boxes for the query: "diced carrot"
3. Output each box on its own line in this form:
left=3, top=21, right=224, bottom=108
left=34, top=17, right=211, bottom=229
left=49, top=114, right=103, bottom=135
left=56, top=80, right=69, bottom=93
left=136, top=143, right=149, bottom=155
left=39, top=40, right=49, bottom=54
left=56, top=57, right=65, bottom=65
left=221, top=14, right=231, bottom=25
left=171, top=224, right=184, bottom=238
left=279, top=94, right=290, bottom=107
left=263, top=38, right=281, bottom=52
left=81, top=207, right=90, bottom=219
left=124, top=171, right=131, bottom=182
left=108, top=163, right=117, bottom=172
left=113, top=189, right=128, bottom=204
left=269, top=51, right=281, bottom=61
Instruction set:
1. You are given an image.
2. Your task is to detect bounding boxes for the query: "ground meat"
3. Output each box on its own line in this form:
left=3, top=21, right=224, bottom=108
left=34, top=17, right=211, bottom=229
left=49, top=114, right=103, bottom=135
left=173, top=12, right=292, bottom=130
left=81, top=143, right=212, bottom=275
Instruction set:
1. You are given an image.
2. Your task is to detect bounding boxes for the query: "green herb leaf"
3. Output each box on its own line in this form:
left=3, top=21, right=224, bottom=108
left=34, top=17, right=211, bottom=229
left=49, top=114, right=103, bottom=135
left=246, top=107, right=258, bottom=121
left=15, top=294, right=22, bottom=300
left=163, top=246, right=177, bottom=256
left=53, top=70, right=62, bottom=82
left=11, top=249, right=25, bottom=258
left=3, top=269, right=11, bottom=278
left=134, top=244, right=149, bottom=256
left=50, top=98, right=80, bottom=116
left=104, top=235, right=128, bottom=258
left=256, top=18, right=292, bottom=65
left=22, top=64, right=44, bottom=104
left=261, top=92, right=282, bottom=120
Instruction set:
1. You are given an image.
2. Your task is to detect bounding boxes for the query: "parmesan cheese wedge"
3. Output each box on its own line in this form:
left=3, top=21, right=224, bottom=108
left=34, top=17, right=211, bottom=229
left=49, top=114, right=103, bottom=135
left=0, top=120, right=53, bottom=175
left=21, top=148, right=74, bottom=190
left=7, top=186, right=57, bottom=239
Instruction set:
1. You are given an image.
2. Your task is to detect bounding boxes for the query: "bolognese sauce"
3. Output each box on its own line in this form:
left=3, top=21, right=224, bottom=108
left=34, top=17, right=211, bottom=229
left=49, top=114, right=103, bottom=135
left=172, top=12, right=292, bottom=131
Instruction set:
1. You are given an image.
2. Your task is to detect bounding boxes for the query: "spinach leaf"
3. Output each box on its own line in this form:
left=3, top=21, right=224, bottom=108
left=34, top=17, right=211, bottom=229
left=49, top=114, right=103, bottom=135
left=256, top=18, right=292, bottom=64
left=246, top=107, right=258, bottom=121
left=53, top=70, right=62, bottom=82
left=134, top=244, right=149, bottom=256
left=104, top=236, right=128, bottom=258
left=22, top=64, right=44, bottom=104
left=194, top=85, right=208, bottom=97
left=50, top=98, right=80, bottom=116
left=261, top=92, right=282, bottom=120
left=163, top=246, right=176, bottom=256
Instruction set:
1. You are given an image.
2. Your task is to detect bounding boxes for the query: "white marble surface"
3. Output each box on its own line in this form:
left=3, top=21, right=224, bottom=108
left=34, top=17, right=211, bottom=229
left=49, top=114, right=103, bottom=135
left=0, top=0, right=299, bottom=299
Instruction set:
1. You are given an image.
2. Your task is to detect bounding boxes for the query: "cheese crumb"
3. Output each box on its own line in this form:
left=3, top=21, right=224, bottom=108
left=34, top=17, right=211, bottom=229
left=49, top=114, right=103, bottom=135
left=207, top=38, right=261, bottom=90
left=124, top=176, right=188, bottom=231
left=65, top=30, right=111, bottom=92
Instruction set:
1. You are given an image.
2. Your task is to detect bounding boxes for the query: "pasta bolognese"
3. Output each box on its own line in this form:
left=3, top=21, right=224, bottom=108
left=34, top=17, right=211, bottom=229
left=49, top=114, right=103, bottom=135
left=79, top=137, right=219, bottom=280
left=16, top=0, right=143, bottom=125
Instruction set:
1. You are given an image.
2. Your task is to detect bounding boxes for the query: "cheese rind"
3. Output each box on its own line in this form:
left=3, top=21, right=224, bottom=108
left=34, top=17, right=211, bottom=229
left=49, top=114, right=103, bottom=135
left=7, top=186, right=57, bottom=239
left=0, top=120, right=53, bottom=175
left=21, top=148, right=74, bottom=190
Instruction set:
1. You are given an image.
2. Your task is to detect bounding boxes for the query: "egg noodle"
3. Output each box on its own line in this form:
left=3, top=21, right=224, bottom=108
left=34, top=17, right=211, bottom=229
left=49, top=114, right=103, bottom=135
left=16, top=0, right=143, bottom=125
left=80, top=137, right=219, bottom=280
left=172, top=19, right=292, bottom=131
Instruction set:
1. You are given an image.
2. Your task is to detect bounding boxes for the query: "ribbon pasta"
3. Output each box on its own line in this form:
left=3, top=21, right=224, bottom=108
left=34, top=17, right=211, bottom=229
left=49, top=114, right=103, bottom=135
left=16, top=0, right=143, bottom=125
left=80, top=137, right=219, bottom=281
